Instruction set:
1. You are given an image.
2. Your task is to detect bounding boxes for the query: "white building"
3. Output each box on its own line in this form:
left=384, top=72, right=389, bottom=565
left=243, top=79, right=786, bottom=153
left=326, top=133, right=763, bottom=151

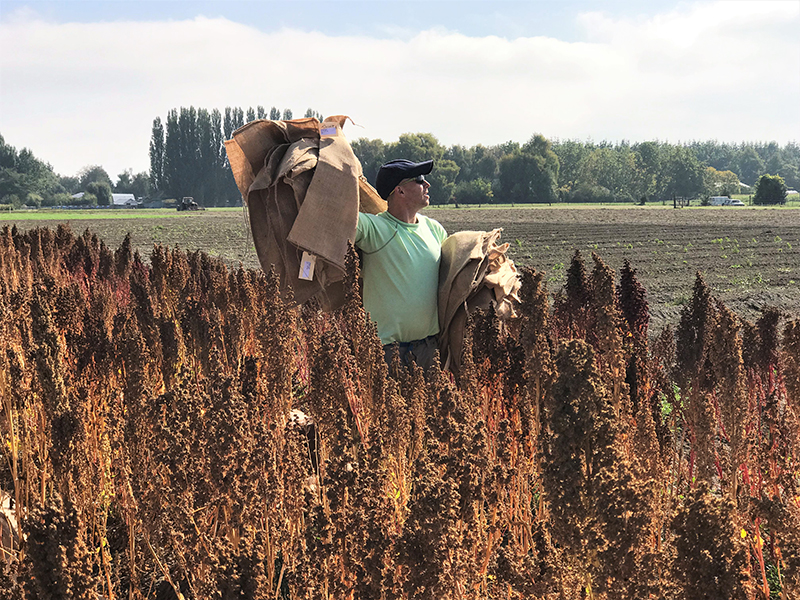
left=111, top=193, right=138, bottom=206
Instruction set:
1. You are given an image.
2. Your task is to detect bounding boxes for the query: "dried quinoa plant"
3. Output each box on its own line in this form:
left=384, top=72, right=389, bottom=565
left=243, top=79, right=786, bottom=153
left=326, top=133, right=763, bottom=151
left=670, top=484, right=752, bottom=600
left=2, top=224, right=799, bottom=600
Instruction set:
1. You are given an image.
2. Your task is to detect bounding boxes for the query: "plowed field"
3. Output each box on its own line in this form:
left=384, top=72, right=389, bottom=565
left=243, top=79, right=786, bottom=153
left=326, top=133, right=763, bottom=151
left=6, top=205, right=799, bottom=333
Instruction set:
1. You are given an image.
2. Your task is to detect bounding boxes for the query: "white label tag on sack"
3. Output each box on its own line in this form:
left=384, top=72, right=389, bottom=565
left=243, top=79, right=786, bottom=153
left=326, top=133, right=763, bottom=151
left=299, top=251, right=317, bottom=281
left=320, top=123, right=338, bottom=137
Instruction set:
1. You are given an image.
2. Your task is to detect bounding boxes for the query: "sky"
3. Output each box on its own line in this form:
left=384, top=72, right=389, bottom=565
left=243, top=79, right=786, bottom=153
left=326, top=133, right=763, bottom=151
left=1, top=0, right=798, bottom=180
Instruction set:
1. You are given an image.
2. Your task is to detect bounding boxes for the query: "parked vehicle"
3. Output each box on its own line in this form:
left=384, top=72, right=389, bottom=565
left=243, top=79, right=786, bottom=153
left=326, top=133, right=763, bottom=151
left=708, top=196, right=745, bottom=207
left=177, top=197, right=204, bottom=211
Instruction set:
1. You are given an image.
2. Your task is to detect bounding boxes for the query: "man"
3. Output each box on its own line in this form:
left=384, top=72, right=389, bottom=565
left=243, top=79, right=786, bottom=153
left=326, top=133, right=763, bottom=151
left=355, top=159, right=447, bottom=371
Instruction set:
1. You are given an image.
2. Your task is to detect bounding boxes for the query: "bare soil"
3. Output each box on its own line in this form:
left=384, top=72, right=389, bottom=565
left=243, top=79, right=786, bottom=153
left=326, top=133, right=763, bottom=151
left=8, top=206, right=799, bottom=334
left=431, top=206, right=800, bottom=333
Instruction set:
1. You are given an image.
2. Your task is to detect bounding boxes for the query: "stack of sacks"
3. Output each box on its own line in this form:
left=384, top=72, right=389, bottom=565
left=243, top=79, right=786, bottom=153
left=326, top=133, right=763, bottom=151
left=438, top=228, right=521, bottom=373
left=225, top=116, right=386, bottom=310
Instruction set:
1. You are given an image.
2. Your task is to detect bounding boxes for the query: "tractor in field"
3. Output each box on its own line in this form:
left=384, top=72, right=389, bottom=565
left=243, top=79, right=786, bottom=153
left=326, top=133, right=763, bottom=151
left=177, top=197, right=204, bottom=211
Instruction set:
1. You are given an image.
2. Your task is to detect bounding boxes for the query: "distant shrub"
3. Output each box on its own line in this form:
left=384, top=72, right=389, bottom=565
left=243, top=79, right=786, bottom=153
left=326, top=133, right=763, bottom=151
left=563, top=184, right=615, bottom=203
left=86, top=181, right=112, bottom=206
left=753, top=173, right=787, bottom=205
left=453, top=178, right=493, bottom=205
left=72, top=192, right=98, bottom=206
left=1, top=194, right=21, bottom=209
left=42, top=192, right=74, bottom=207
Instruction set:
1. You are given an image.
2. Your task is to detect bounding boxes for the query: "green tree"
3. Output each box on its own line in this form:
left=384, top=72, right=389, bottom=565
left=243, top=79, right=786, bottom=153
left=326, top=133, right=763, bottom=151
left=196, top=108, right=215, bottom=204
left=498, top=135, right=559, bottom=204
left=662, top=146, right=704, bottom=199
left=552, top=139, right=591, bottom=192
left=633, top=141, right=662, bottom=199
left=58, top=174, right=80, bottom=194
left=579, top=147, right=633, bottom=202
left=269, top=106, right=281, bottom=120
left=149, top=117, right=165, bottom=191
left=444, top=145, right=474, bottom=182
left=752, top=174, right=787, bottom=205
left=736, top=146, right=765, bottom=186
left=115, top=169, right=133, bottom=192
left=78, top=165, right=112, bottom=190
left=703, top=166, right=741, bottom=197
left=351, top=138, right=386, bottom=184
left=223, top=107, right=236, bottom=140
left=453, top=178, right=493, bottom=205
left=472, top=145, right=498, bottom=181
left=282, top=108, right=293, bottom=120
left=428, top=159, right=459, bottom=205
left=163, top=109, right=181, bottom=198
left=74, top=192, right=97, bottom=206
left=129, top=172, right=151, bottom=199
left=86, top=181, right=112, bottom=205
left=390, top=133, right=447, bottom=164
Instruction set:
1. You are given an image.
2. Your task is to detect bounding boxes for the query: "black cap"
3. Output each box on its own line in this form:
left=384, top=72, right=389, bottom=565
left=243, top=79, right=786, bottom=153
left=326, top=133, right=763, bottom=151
left=375, top=159, right=433, bottom=200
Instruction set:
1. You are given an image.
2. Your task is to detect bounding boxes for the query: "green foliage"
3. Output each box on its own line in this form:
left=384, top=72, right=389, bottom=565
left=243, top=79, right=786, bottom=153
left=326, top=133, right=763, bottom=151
left=85, top=181, right=112, bottom=206
left=115, top=169, right=150, bottom=198
left=149, top=117, right=165, bottom=192
left=152, top=105, right=319, bottom=206
left=77, top=165, right=112, bottom=189
left=562, top=184, right=616, bottom=203
left=704, top=166, right=741, bottom=197
left=453, top=177, right=493, bottom=205
left=73, top=192, right=97, bottom=206
left=753, top=173, right=787, bottom=205
left=1, top=194, right=21, bottom=209
left=736, top=146, right=765, bottom=186
left=428, top=159, right=460, bottom=205
left=662, top=146, right=705, bottom=199
left=497, top=134, right=559, bottom=204
left=0, top=134, right=64, bottom=205
left=43, top=192, right=74, bottom=207
left=351, top=138, right=387, bottom=184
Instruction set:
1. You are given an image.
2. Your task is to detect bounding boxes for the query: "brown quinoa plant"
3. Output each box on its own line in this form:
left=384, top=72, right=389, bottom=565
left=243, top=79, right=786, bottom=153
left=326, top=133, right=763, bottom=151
left=0, top=225, right=798, bottom=599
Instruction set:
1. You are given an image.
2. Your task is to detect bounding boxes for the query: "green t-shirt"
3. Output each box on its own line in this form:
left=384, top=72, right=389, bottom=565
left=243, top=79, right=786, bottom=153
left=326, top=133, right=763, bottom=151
left=355, top=211, right=447, bottom=345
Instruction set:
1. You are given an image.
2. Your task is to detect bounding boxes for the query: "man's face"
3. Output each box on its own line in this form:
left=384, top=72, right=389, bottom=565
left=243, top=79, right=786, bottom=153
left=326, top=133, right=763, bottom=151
left=397, top=176, right=431, bottom=209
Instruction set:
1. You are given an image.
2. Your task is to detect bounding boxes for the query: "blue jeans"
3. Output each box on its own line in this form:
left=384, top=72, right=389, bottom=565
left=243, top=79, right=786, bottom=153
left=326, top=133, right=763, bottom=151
left=383, top=335, right=438, bottom=373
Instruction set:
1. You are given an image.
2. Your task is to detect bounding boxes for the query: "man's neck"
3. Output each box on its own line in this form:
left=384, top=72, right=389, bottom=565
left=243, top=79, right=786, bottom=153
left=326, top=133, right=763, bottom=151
left=387, top=202, right=419, bottom=224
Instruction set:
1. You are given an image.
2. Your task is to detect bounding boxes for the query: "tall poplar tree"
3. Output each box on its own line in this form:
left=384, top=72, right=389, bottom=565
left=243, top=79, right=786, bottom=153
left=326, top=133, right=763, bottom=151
left=149, top=117, right=165, bottom=191
left=162, top=109, right=181, bottom=198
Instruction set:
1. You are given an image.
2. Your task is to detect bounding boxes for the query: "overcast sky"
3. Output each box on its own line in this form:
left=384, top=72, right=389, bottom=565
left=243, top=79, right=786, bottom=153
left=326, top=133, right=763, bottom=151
left=1, top=0, right=798, bottom=180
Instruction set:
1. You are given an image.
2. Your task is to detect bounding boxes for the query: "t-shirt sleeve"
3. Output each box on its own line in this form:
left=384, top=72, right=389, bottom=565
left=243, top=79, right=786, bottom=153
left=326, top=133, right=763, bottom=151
left=355, top=212, right=380, bottom=253
left=430, top=218, right=447, bottom=243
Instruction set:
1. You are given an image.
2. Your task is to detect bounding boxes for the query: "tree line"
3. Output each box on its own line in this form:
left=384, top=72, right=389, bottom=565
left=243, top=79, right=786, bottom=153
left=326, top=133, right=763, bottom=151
left=0, top=134, right=150, bottom=208
left=145, top=107, right=800, bottom=206
left=353, top=135, right=800, bottom=206
left=2, top=111, right=798, bottom=208
left=149, top=106, right=322, bottom=206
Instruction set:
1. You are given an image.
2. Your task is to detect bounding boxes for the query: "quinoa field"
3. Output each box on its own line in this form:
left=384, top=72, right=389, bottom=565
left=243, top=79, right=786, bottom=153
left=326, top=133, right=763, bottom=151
left=0, top=207, right=799, bottom=598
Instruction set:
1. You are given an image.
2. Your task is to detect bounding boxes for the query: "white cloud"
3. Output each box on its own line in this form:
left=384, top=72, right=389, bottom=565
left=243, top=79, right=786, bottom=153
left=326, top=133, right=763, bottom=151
left=0, top=1, right=797, bottom=178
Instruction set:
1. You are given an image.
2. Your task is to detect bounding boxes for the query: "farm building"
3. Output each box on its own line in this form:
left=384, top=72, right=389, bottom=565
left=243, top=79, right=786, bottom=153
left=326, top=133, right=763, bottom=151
left=70, top=192, right=140, bottom=207
left=111, top=193, right=138, bottom=206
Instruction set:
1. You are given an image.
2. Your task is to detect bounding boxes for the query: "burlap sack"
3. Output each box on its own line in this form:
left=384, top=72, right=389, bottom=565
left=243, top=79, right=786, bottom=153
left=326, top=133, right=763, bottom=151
left=226, top=116, right=383, bottom=308
left=438, top=229, right=521, bottom=372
